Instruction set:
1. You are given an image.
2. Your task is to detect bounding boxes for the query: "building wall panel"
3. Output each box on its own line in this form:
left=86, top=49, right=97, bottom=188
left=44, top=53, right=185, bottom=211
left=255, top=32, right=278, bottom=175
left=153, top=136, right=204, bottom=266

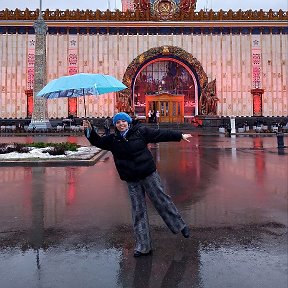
left=0, top=30, right=287, bottom=119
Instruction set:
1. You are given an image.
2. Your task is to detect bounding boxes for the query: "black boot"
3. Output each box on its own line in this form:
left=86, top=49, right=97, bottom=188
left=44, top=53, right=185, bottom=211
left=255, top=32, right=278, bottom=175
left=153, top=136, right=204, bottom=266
left=133, top=250, right=152, bottom=257
left=181, top=226, right=190, bottom=238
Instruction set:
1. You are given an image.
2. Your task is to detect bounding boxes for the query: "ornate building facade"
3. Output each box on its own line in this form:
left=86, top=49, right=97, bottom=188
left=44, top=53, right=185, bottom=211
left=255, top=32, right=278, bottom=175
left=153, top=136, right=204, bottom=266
left=0, top=0, right=287, bottom=122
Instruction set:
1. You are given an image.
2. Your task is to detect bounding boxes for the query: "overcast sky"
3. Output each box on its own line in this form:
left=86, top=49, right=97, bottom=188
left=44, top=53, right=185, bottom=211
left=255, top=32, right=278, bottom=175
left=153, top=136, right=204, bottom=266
left=0, top=0, right=287, bottom=11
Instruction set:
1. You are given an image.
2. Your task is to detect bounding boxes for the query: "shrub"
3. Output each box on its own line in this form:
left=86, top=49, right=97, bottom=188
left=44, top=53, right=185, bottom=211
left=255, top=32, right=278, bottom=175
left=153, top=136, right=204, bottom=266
left=14, top=143, right=30, bottom=153
left=29, top=142, right=48, bottom=148
left=0, top=143, right=30, bottom=154
left=25, top=142, right=79, bottom=151
left=46, top=146, right=66, bottom=155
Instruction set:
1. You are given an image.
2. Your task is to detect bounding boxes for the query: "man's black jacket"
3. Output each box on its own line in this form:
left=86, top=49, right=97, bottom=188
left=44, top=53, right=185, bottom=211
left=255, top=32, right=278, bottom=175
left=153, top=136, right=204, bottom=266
left=85, top=121, right=182, bottom=182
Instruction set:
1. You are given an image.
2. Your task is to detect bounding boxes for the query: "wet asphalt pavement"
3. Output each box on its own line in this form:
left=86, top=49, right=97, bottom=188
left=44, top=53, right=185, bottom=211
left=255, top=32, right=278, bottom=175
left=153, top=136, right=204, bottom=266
left=0, top=134, right=287, bottom=288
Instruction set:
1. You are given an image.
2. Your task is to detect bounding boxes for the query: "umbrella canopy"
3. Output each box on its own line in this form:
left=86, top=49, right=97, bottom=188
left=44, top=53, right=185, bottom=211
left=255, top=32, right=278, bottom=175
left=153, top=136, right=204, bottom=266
left=36, top=73, right=127, bottom=99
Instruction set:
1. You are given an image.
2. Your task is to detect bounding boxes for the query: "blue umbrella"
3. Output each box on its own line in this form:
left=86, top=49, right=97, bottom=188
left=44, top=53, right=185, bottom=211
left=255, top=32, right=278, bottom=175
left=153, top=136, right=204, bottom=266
left=36, top=73, right=127, bottom=116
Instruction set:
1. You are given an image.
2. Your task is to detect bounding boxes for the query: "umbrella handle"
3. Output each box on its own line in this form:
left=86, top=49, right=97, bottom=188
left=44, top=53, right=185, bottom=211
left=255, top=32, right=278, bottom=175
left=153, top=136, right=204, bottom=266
left=83, top=94, right=87, bottom=118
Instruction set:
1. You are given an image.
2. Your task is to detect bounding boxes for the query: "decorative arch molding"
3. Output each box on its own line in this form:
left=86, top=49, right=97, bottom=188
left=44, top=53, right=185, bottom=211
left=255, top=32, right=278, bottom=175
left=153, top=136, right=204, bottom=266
left=119, top=45, right=211, bottom=114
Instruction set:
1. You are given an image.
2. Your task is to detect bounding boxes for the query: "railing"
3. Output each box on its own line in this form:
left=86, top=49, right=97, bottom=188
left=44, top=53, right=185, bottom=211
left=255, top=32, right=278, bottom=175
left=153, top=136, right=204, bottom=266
left=0, top=8, right=287, bottom=21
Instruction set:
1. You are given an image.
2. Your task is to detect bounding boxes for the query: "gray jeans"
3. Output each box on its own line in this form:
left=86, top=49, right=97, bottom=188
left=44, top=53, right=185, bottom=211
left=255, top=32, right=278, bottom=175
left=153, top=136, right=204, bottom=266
left=127, top=171, right=186, bottom=253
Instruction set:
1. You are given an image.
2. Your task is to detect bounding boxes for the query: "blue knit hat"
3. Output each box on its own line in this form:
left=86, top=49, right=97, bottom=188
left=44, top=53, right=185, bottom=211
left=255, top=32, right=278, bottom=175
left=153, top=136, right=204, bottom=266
left=113, top=112, right=132, bottom=125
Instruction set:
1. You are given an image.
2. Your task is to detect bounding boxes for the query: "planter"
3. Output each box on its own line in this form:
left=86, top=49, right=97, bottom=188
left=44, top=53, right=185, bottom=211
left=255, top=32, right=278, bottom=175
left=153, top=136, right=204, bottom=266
left=219, top=127, right=226, bottom=133
left=238, top=127, right=245, bottom=133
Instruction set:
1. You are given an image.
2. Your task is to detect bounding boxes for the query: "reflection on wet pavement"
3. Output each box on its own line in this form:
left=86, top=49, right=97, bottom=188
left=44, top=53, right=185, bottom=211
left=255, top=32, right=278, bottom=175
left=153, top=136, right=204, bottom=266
left=0, top=135, right=287, bottom=288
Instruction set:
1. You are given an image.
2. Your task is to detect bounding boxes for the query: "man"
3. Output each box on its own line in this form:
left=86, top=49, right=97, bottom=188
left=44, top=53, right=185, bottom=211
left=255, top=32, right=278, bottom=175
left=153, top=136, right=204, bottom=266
left=103, top=116, right=111, bottom=136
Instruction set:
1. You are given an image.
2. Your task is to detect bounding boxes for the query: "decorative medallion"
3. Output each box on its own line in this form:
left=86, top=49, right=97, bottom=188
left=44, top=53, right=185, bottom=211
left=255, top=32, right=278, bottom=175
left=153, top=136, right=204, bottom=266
left=152, top=0, right=178, bottom=20
left=162, top=46, right=170, bottom=55
left=138, top=54, right=145, bottom=64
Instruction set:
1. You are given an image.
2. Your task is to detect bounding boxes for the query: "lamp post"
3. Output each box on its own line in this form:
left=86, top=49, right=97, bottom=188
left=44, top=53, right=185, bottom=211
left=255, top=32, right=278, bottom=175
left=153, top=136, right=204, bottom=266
left=229, top=116, right=236, bottom=135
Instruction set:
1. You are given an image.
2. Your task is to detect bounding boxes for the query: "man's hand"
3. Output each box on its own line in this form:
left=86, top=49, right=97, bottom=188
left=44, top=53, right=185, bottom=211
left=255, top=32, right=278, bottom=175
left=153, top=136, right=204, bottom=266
left=182, top=134, right=192, bottom=142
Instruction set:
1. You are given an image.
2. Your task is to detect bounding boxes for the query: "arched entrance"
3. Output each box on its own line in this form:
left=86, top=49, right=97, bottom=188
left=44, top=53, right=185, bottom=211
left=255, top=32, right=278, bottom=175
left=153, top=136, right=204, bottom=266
left=133, top=57, right=197, bottom=123
left=119, top=46, right=209, bottom=123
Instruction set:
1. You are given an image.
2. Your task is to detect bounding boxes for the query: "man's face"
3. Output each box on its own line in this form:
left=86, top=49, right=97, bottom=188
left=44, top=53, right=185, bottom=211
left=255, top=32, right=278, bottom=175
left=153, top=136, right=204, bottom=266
left=115, top=120, right=129, bottom=132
